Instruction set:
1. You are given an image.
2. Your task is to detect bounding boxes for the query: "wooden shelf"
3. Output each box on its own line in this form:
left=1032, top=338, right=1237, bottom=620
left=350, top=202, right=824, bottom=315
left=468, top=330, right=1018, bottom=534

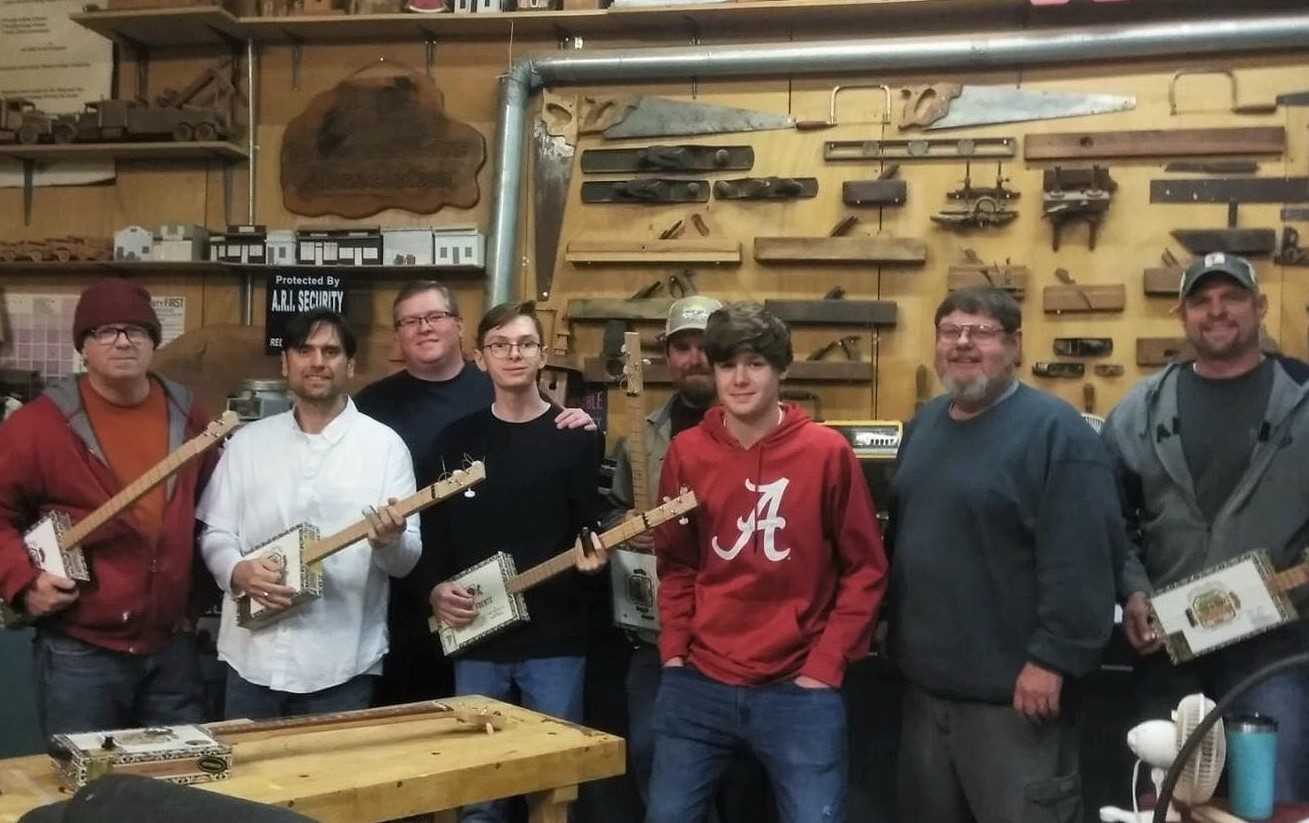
left=68, top=0, right=1241, bottom=48
left=72, top=6, right=246, bottom=47
left=0, top=261, right=483, bottom=276
left=0, top=142, right=248, bottom=163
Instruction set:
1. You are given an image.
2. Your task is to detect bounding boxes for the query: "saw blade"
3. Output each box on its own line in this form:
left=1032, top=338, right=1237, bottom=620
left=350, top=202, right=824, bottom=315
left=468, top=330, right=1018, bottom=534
left=603, top=97, right=796, bottom=139
left=924, top=88, right=1135, bottom=130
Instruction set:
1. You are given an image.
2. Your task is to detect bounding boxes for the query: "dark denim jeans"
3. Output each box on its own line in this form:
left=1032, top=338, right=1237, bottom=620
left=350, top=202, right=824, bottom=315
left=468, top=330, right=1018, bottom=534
left=223, top=667, right=377, bottom=720
left=34, top=631, right=204, bottom=737
left=455, top=655, right=587, bottom=823
left=646, top=665, right=847, bottom=823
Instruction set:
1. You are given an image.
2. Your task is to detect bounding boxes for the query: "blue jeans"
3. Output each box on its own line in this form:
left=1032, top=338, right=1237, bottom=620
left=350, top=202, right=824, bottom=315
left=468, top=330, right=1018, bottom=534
left=647, top=665, right=847, bottom=823
left=454, top=655, right=587, bottom=823
left=626, top=643, right=663, bottom=807
left=223, top=667, right=377, bottom=720
left=34, top=631, right=203, bottom=737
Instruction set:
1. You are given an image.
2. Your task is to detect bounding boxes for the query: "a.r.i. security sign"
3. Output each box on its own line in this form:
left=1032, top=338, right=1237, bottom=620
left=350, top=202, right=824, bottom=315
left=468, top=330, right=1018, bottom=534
left=264, top=271, right=350, bottom=354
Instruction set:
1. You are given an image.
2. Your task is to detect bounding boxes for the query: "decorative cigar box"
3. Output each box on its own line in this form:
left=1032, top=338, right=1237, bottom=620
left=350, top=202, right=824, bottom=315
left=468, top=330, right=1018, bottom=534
left=49, top=724, right=233, bottom=789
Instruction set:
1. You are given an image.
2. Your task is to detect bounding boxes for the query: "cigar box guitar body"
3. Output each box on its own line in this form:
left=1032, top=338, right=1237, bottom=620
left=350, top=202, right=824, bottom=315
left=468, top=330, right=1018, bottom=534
left=433, top=491, right=698, bottom=656
left=610, top=331, right=660, bottom=634
left=48, top=701, right=506, bottom=790
left=1, top=412, right=242, bottom=628
left=236, top=462, right=486, bottom=629
left=1148, top=548, right=1309, bottom=663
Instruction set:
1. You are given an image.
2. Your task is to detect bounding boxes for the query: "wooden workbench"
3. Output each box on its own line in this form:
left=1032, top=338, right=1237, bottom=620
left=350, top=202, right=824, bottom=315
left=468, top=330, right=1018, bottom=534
left=0, top=697, right=624, bottom=823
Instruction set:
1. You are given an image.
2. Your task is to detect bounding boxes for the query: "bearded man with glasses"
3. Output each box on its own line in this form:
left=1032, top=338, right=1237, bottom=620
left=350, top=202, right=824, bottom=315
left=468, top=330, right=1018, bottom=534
left=354, top=280, right=595, bottom=708
left=886, top=287, right=1122, bottom=823
left=0, top=278, right=214, bottom=736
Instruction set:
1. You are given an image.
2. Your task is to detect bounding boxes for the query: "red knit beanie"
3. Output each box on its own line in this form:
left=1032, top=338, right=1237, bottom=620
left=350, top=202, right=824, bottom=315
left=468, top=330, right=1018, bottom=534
left=72, top=278, right=162, bottom=352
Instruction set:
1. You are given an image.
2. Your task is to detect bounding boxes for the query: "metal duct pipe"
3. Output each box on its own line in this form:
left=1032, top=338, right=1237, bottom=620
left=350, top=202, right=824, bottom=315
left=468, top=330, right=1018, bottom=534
left=485, top=12, right=1309, bottom=302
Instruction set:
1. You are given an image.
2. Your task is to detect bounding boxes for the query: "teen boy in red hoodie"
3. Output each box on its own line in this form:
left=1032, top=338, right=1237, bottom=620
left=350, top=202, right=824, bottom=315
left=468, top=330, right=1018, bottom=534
left=646, top=302, right=888, bottom=823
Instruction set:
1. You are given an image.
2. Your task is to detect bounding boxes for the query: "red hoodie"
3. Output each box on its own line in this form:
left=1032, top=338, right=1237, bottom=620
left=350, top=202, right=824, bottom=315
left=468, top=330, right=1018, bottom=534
left=655, top=403, right=887, bottom=687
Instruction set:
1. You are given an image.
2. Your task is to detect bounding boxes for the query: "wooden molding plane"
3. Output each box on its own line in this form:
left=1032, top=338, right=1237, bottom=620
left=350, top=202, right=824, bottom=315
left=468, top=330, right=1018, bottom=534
left=763, top=299, right=897, bottom=326
left=947, top=264, right=1029, bottom=297
left=565, top=238, right=741, bottom=265
left=1042, top=284, right=1126, bottom=313
left=583, top=358, right=873, bottom=383
left=566, top=298, right=677, bottom=322
left=1137, top=337, right=1195, bottom=366
left=753, top=236, right=927, bottom=264
left=1024, top=127, right=1286, bottom=161
left=1144, top=266, right=1183, bottom=297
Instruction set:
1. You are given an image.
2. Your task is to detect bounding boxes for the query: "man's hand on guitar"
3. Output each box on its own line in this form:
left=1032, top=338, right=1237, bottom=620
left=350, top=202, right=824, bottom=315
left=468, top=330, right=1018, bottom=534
left=554, top=407, right=597, bottom=431
left=364, top=498, right=406, bottom=549
left=1123, top=591, right=1164, bottom=655
left=574, top=529, right=609, bottom=574
left=22, top=572, right=79, bottom=617
left=232, top=557, right=295, bottom=611
left=431, top=582, right=479, bottom=628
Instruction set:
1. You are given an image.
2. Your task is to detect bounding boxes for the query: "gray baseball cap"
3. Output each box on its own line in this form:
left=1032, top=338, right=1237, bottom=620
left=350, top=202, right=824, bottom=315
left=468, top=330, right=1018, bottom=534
left=1179, top=252, right=1259, bottom=299
left=663, top=296, right=723, bottom=339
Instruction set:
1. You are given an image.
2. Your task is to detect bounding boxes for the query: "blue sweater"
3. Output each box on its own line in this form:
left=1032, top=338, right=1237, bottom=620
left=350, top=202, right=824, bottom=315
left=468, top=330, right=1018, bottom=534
left=889, top=383, right=1120, bottom=703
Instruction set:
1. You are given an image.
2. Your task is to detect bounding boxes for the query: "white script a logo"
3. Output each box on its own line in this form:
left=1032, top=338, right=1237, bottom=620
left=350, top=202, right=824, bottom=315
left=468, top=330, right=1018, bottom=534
left=712, top=478, right=790, bottom=562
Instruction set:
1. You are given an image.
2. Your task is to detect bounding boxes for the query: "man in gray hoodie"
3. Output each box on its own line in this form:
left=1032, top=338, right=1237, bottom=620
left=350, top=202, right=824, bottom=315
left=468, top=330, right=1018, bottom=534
left=1102, top=253, right=1309, bottom=802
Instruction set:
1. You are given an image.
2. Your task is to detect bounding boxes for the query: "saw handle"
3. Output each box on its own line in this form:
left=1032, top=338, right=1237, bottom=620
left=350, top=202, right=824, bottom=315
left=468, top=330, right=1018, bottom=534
left=899, top=83, right=963, bottom=129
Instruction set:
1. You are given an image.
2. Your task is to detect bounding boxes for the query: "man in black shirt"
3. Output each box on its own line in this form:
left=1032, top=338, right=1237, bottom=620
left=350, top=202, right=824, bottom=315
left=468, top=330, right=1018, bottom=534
left=411, top=301, right=607, bottom=823
left=354, top=280, right=593, bottom=706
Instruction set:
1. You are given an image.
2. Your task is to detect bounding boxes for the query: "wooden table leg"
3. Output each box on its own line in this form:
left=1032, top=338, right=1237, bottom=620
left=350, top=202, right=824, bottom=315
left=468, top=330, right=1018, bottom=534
left=527, top=784, right=578, bottom=823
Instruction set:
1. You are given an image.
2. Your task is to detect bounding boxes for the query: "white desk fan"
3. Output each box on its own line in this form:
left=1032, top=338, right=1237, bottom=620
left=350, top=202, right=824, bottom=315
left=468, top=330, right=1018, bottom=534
left=1099, top=693, right=1226, bottom=823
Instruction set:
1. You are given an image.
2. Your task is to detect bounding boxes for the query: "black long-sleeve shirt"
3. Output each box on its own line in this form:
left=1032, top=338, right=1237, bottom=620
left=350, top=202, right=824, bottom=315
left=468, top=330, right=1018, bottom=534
left=411, top=406, right=603, bottom=662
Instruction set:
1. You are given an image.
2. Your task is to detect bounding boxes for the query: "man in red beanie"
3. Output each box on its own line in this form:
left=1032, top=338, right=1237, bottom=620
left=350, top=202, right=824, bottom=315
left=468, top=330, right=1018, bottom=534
left=0, top=277, right=214, bottom=736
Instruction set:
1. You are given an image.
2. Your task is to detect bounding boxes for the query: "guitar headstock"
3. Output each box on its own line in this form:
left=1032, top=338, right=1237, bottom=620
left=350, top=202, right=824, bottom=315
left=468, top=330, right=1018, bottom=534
left=206, top=411, right=242, bottom=440
left=452, top=707, right=506, bottom=733
left=622, top=331, right=644, bottom=397
left=432, top=460, right=487, bottom=501
left=646, top=488, right=698, bottom=528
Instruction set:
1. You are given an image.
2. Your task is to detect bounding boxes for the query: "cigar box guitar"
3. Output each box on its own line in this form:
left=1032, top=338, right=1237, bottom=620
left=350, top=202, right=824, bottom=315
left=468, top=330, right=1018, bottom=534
left=431, top=490, right=698, bottom=656
left=49, top=701, right=505, bottom=790
left=610, top=331, right=661, bottom=635
left=237, top=462, right=486, bottom=629
left=0, top=411, right=242, bottom=628
left=1148, top=548, right=1309, bottom=663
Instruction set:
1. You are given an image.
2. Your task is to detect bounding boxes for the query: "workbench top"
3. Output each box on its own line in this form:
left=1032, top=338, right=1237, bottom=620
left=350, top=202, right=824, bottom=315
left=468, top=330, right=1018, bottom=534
left=0, top=697, right=624, bottom=822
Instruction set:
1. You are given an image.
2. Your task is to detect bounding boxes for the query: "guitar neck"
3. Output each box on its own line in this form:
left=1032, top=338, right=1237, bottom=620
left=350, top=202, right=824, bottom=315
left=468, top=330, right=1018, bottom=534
left=508, top=506, right=677, bottom=595
left=62, top=428, right=219, bottom=550
left=623, top=331, right=651, bottom=513
left=303, top=465, right=484, bottom=565
left=627, top=393, right=651, bottom=513
left=1269, top=560, right=1309, bottom=594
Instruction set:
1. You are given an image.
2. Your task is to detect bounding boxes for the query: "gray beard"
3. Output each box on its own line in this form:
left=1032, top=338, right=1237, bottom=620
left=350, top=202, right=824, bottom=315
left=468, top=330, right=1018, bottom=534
left=941, top=373, right=992, bottom=405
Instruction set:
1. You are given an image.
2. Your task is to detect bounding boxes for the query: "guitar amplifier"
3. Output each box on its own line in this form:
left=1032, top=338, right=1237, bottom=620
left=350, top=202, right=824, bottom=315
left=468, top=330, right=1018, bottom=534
left=822, top=420, right=902, bottom=532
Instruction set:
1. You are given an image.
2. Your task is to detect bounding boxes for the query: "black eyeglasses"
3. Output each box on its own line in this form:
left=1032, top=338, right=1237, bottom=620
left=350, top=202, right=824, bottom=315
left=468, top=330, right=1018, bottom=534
left=396, top=311, right=457, bottom=331
left=482, top=341, right=542, bottom=359
left=88, top=325, right=151, bottom=346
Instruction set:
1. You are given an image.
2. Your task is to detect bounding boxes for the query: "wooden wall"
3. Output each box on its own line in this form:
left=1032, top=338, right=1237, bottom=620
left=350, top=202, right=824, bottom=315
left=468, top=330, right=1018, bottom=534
left=2, top=8, right=1307, bottom=445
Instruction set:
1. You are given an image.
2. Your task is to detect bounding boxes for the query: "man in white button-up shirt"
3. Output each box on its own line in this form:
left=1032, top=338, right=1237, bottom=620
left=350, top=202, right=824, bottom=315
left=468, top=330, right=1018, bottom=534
left=198, top=309, right=421, bottom=718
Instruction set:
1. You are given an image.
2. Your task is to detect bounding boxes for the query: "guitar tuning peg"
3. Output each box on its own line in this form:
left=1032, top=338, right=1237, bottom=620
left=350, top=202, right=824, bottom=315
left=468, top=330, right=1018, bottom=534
left=678, top=515, right=689, bottom=525
left=464, top=489, right=477, bottom=498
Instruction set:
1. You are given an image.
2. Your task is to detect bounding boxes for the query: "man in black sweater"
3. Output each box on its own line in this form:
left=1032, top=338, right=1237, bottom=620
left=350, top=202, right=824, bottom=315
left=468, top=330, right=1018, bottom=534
left=409, top=300, right=607, bottom=823
left=888, top=288, right=1120, bottom=823
left=354, top=280, right=593, bottom=706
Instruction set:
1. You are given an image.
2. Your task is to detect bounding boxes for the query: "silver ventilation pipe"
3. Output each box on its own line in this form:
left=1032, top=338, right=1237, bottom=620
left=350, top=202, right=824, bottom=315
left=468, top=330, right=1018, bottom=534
left=486, top=12, right=1309, bottom=303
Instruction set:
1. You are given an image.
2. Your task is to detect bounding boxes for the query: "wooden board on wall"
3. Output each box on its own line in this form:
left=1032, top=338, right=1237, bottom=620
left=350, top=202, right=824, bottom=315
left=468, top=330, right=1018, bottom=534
left=753, top=236, right=927, bottom=263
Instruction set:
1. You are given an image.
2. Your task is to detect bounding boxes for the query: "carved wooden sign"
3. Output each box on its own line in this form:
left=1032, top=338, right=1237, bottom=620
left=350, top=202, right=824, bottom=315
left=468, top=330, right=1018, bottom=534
left=281, top=69, right=485, bottom=218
